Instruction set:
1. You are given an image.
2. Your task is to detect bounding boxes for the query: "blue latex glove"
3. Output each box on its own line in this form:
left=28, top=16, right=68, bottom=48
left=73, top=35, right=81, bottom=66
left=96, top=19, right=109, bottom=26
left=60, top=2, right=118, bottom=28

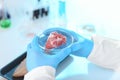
left=26, top=36, right=72, bottom=71
left=69, top=31, right=94, bottom=58
left=59, top=29, right=93, bottom=58
left=72, top=37, right=94, bottom=58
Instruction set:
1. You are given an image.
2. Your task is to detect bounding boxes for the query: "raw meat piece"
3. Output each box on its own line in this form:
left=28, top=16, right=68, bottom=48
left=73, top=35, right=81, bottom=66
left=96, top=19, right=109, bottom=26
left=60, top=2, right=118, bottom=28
left=13, top=59, right=27, bottom=77
left=45, top=32, right=66, bottom=49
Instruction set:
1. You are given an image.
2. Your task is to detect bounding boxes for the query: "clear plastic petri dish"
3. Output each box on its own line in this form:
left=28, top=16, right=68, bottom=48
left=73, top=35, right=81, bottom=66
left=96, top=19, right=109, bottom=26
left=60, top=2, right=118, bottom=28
left=37, top=28, right=74, bottom=55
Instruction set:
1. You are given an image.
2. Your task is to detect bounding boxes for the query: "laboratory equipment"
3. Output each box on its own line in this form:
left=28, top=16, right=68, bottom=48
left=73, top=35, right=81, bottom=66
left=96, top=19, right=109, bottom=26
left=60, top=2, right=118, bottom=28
left=0, top=19, right=11, bottom=28
left=38, top=28, right=74, bottom=55
left=0, top=0, right=11, bottom=28
left=49, top=0, right=67, bottom=28
left=0, top=2, right=4, bottom=20
left=0, top=52, right=26, bottom=80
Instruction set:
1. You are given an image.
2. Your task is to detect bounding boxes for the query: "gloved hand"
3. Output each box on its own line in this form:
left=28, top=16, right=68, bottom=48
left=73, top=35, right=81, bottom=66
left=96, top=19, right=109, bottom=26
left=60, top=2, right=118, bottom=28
left=26, top=36, right=72, bottom=71
left=26, top=28, right=93, bottom=71
left=44, top=28, right=93, bottom=58
left=42, top=28, right=93, bottom=57
left=70, top=31, right=94, bottom=58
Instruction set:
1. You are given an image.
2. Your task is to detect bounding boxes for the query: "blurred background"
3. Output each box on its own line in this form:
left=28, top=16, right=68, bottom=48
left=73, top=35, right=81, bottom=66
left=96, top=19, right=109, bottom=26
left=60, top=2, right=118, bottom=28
left=1, top=0, right=120, bottom=38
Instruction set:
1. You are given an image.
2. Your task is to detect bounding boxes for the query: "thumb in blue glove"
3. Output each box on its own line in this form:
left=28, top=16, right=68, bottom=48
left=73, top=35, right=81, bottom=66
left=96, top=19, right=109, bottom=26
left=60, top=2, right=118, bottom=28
left=70, top=30, right=94, bottom=58
left=26, top=36, right=71, bottom=71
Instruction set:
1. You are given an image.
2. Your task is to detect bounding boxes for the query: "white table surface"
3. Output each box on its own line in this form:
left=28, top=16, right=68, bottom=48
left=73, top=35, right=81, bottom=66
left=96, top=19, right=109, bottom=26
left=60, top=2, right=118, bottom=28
left=1, top=0, right=120, bottom=80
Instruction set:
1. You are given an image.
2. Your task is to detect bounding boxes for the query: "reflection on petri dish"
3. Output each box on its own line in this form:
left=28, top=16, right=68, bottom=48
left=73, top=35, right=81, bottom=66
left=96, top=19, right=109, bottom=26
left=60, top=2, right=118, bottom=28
left=82, top=24, right=96, bottom=33
left=38, top=28, right=74, bottom=55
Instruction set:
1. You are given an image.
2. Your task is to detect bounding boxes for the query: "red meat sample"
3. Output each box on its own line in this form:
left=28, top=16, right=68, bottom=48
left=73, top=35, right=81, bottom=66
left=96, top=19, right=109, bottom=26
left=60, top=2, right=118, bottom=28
left=45, top=32, right=66, bottom=49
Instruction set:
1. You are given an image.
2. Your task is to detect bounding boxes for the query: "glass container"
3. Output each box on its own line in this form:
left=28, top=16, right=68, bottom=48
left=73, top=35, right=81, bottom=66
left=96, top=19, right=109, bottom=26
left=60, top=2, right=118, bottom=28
left=38, top=28, right=74, bottom=55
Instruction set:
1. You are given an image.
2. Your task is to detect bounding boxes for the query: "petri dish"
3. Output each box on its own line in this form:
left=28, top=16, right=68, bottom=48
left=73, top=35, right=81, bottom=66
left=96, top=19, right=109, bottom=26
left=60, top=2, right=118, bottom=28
left=37, top=28, right=74, bottom=55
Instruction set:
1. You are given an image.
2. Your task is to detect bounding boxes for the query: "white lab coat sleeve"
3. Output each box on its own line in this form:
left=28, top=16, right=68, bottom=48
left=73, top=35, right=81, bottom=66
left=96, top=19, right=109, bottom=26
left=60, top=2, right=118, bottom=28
left=87, top=35, right=120, bottom=71
left=24, top=66, right=56, bottom=80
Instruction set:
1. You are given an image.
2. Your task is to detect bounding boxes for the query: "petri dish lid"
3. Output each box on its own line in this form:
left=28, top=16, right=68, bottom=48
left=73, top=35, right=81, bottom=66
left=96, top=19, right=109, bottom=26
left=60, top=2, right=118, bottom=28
left=38, top=28, right=74, bottom=54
